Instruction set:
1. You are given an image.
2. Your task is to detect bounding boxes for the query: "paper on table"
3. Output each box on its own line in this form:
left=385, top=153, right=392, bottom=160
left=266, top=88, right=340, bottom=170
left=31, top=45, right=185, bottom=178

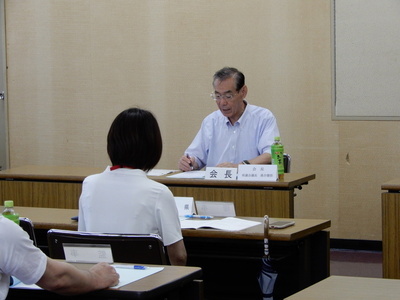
left=10, top=282, right=40, bottom=290
left=147, top=169, right=178, bottom=176
left=10, top=266, right=164, bottom=290
left=180, top=217, right=260, bottom=231
left=167, top=171, right=205, bottom=179
left=112, top=265, right=164, bottom=288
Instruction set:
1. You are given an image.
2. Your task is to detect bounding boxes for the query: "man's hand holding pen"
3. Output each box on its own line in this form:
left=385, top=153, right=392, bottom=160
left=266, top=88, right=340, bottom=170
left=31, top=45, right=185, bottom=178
left=178, top=154, right=197, bottom=172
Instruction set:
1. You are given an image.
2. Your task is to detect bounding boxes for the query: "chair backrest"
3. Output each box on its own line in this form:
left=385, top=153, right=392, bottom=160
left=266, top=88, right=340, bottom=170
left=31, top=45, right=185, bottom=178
left=19, top=217, right=37, bottom=246
left=283, top=153, right=291, bottom=173
left=47, top=229, right=167, bottom=265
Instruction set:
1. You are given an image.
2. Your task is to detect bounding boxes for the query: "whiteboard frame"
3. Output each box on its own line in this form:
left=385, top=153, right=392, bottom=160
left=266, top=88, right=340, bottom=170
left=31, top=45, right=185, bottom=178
left=331, top=0, right=400, bottom=121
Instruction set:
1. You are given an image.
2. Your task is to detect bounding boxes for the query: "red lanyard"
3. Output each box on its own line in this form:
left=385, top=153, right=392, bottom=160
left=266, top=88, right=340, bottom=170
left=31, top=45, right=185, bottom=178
left=110, top=165, right=135, bottom=171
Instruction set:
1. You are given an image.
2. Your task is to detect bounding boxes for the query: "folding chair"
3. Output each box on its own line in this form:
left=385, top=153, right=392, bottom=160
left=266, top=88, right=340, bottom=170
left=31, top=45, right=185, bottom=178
left=19, top=217, right=37, bottom=246
left=283, top=153, right=291, bottom=173
left=47, top=229, right=167, bottom=265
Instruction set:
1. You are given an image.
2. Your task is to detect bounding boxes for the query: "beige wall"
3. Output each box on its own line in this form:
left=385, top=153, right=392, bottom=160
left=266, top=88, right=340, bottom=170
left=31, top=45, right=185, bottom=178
left=4, top=0, right=400, bottom=240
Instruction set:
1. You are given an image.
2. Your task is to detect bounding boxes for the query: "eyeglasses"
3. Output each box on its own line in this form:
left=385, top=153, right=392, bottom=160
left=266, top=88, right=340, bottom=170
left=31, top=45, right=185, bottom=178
left=210, top=92, right=238, bottom=102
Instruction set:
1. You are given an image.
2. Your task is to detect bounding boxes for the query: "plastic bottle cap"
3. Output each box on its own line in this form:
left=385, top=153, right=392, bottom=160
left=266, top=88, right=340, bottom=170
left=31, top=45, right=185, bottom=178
left=4, top=200, right=14, bottom=207
left=274, top=136, right=280, bottom=141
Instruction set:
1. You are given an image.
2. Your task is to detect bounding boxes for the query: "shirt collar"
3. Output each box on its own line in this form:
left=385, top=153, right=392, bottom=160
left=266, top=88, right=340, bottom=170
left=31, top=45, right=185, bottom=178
left=224, top=100, right=248, bottom=126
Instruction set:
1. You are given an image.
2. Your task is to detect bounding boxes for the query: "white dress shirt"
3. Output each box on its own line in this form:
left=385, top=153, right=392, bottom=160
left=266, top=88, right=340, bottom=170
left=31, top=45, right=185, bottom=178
left=185, top=101, right=280, bottom=169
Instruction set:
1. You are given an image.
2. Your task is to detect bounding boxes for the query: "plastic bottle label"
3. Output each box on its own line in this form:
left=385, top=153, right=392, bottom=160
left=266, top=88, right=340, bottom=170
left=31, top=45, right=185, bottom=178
left=3, top=212, right=20, bottom=225
left=271, top=145, right=284, bottom=175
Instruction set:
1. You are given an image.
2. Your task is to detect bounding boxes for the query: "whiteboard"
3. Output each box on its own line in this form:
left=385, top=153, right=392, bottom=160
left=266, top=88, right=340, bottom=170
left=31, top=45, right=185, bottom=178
left=333, top=0, right=400, bottom=120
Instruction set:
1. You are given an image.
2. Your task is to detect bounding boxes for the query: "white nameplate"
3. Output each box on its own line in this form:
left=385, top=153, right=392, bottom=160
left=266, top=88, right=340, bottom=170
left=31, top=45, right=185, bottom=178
left=63, top=243, right=114, bottom=263
left=237, top=165, right=278, bottom=181
left=174, top=196, right=196, bottom=216
left=205, top=167, right=237, bottom=180
left=196, top=200, right=236, bottom=217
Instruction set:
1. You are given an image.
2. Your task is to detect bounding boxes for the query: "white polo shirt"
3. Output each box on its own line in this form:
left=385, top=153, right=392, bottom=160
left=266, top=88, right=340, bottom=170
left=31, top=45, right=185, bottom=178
left=0, top=216, right=47, bottom=300
left=78, top=167, right=183, bottom=246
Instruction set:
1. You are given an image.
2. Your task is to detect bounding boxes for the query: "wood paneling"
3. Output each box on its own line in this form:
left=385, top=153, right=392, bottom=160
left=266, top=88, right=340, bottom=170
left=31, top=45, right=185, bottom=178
left=382, top=192, right=400, bottom=278
left=1, top=181, right=82, bottom=209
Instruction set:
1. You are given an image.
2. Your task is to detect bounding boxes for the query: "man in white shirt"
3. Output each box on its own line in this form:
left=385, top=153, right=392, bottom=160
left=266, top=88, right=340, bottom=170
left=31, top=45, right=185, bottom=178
left=178, top=67, right=280, bottom=171
left=0, top=216, right=119, bottom=300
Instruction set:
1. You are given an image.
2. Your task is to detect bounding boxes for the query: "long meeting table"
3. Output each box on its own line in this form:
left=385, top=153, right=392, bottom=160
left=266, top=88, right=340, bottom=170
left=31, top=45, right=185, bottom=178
left=8, top=206, right=331, bottom=300
left=0, top=165, right=315, bottom=218
left=284, top=276, right=400, bottom=300
left=8, top=262, right=203, bottom=300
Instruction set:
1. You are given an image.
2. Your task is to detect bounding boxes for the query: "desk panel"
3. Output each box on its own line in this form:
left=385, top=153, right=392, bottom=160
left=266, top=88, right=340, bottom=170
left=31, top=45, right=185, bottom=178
left=1, top=180, right=33, bottom=206
left=185, top=230, right=329, bottom=300
left=381, top=178, right=400, bottom=278
left=1, top=180, right=82, bottom=209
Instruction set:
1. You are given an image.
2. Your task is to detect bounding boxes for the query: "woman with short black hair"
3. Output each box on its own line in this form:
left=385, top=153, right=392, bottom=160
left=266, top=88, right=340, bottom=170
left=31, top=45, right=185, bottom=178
left=78, top=107, right=187, bottom=266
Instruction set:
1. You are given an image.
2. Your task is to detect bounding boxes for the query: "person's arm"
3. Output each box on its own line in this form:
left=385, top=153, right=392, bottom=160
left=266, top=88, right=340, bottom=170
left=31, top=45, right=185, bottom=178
left=246, top=152, right=272, bottom=164
left=216, top=152, right=272, bottom=168
left=166, top=240, right=187, bottom=266
left=36, top=259, right=119, bottom=295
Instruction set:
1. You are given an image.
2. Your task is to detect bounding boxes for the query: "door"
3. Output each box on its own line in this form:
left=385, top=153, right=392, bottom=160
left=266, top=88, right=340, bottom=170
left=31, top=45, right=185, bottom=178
left=0, top=0, right=7, bottom=170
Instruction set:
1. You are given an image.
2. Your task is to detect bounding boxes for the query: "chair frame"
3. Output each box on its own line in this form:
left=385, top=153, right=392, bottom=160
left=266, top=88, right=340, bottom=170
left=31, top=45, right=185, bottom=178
left=47, top=229, right=167, bottom=265
left=283, top=153, right=291, bottom=173
left=19, top=217, right=37, bottom=246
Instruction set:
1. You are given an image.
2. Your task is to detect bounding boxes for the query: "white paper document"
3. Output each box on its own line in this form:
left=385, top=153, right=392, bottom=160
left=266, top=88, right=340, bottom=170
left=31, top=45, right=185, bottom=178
left=112, top=265, right=164, bottom=288
left=180, top=217, right=260, bottom=231
left=167, top=171, right=205, bottom=179
left=147, top=169, right=178, bottom=176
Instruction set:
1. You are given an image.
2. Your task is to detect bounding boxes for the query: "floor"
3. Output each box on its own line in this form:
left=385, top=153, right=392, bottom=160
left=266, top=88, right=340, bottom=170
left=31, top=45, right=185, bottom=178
left=330, top=248, right=383, bottom=278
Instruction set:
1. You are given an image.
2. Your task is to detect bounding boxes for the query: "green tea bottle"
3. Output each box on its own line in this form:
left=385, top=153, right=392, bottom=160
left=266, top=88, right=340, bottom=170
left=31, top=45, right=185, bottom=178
left=271, top=137, right=284, bottom=180
left=2, top=200, right=20, bottom=225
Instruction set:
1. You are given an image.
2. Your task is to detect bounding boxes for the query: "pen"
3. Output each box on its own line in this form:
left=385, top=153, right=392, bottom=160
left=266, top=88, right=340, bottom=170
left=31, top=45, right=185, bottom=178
left=114, top=265, right=147, bottom=270
left=186, top=153, right=194, bottom=170
left=184, top=214, right=214, bottom=219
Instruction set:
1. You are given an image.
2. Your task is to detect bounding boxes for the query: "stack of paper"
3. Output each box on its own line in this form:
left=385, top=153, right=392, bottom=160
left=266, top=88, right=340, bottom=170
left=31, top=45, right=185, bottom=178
left=147, top=169, right=178, bottom=176
left=180, top=217, right=260, bottom=231
left=167, top=171, right=205, bottom=179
